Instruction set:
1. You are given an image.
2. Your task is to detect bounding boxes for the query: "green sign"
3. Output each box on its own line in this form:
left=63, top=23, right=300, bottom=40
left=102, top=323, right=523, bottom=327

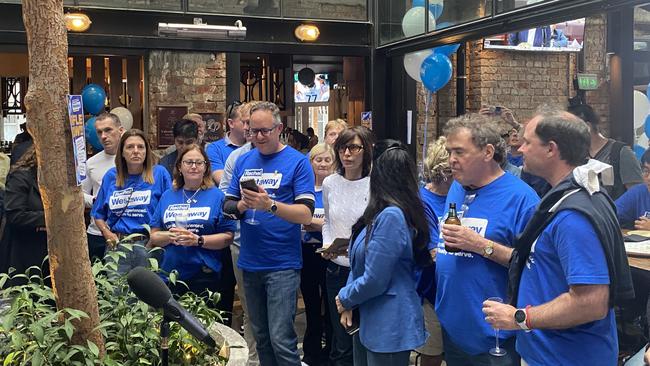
left=577, top=74, right=599, bottom=90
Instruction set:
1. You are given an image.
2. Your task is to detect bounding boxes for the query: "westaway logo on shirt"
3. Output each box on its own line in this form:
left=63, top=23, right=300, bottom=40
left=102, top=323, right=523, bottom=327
left=109, top=188, right=152, bottom=210
left=438, top=217, right=488, bottom=258
left=242, top=169, right=283, bottom=190
left=313, top=208, right=325, bottom=220
left=163, top=204, right=211, bottom=224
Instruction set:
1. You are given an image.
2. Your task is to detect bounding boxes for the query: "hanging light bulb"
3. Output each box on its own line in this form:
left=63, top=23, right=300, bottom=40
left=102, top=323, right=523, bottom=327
left=294, top=24, right=320, bottom=42
left=64, top=12, right=92, bottom=32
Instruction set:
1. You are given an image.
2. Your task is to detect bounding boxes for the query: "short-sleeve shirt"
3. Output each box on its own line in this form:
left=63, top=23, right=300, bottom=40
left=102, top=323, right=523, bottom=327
left=151, top=186, right=236, bottom=281
left=303, top=189, right=324, bottom=244
left=206, top=134, right=240, bottom=173
left=593, top=139, right=643, bottom=199
left=435, top=172, right=539, bottom=355
left=91, top=165, right=172, bottom=235
left=516, top=210, right=616, bottom=366
left=419, top=187, right=447, bottom=251
left=226, top=146, right=315, bottom=272
left=615, top=183, right=650, bottom=228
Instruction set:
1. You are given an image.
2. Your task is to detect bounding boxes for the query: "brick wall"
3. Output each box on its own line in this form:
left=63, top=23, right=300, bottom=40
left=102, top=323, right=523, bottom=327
left=148, top=51, right=227, bottom=148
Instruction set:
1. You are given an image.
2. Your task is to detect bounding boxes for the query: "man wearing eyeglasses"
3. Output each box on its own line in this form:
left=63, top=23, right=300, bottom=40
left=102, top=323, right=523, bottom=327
left=616, top=149, right=650, bottom=230
left=223, top=101, right=315, bottom=366
left=207, top=101, right=247, bottom=185
left=159, top=119, right=198, bottom=177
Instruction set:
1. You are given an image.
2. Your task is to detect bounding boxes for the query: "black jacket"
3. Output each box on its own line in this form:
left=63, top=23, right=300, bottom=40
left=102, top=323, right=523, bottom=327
left=508, top=174, right=635, bottom=308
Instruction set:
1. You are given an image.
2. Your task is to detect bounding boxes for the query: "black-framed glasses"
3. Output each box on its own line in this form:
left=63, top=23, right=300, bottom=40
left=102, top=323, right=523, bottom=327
left=338, top=144, right=363, bottom=154
left=226, top=100, right=242, bottom=119
left=643, top=169, right=650, bottom=176
left=181, top=160, right=207, bottom=168
left=248, top=126, right=278, bottom=137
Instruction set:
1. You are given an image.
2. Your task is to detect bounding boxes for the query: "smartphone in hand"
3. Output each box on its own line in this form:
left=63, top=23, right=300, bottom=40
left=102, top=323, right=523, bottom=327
left=240, top=177, right=259, bottom=193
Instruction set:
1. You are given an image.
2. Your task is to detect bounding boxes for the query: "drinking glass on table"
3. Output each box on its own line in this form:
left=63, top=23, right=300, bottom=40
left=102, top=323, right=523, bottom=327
left=487, top=296, right=508, bottom=357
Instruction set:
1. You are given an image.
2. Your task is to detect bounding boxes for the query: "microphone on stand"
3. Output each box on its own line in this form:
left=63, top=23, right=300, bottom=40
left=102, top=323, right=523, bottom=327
left=127, top=266, right=216, bottom=348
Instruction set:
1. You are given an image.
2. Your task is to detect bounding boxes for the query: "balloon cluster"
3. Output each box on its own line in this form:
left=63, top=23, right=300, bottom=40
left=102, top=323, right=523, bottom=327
left=401, top=1, right=457, bottom=93
left=633, top=86, right=650, bottom=159
left=81, top=83, right=134, bottom=152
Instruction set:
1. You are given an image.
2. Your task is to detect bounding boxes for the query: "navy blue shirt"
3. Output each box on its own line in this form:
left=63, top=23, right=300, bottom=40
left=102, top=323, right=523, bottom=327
left=615, top=183, right=650, bottom=228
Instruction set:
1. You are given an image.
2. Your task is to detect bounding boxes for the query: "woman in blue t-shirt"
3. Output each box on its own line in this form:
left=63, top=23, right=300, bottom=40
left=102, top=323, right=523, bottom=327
left=301, top=143, right=335, bottom=365
left=149, top=144, right=235, bottom=301
left=336, top=140, right=432, bottom=366
left=92, top=129, right=172, bottom=275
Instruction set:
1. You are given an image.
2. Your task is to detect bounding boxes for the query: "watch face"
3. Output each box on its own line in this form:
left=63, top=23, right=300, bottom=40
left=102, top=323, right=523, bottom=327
left=514, top=309, right=526, bottom=323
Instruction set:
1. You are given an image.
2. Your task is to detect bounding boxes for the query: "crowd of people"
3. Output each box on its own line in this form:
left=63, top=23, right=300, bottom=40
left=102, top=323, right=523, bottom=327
left=2, top=99, right=650, bottom=366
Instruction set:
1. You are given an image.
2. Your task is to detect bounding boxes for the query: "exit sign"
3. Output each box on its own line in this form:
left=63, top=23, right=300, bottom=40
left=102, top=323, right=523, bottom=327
left=577, top=74, right=599, bottom=90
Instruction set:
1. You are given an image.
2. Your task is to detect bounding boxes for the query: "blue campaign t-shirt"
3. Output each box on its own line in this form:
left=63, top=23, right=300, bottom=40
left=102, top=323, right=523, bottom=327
left=151, top=186, right=236, bottom=281
left=227, top=146, right=315, bottom=271
left=303, top=189, right=324, bottom=244
left=92, top=165, right=172, bottom=235
left=516, top=210, right=617, bottom=366
left=420, top=187, right=447, bottom=251
left=206, top=135, right=240, bottom=172
left=615, top=183, right=650, bottom=228
left=435, top=172, right=539, bottom=355
left=507, top=153, right=524, bottom=167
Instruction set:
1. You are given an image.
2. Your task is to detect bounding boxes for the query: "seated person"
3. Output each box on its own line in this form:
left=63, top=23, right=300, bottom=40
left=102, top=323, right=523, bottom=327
left=615, top=148, right=650, bottom=230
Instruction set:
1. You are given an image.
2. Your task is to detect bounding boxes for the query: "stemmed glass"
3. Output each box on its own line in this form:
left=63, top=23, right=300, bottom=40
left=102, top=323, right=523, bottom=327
left=245, top=208, right=260, bottom=226
left=487, top=296, right=508, bottom=357
left=175, top=211, right=189, bottom=229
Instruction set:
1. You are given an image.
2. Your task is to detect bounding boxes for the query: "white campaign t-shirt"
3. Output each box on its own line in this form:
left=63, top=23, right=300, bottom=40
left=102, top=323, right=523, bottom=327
left=81, top=150, right=116, bottom=236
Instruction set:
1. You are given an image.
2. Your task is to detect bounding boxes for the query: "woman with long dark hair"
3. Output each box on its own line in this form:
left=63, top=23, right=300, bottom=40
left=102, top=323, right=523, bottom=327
left=335, top=139, right=431, bottom=366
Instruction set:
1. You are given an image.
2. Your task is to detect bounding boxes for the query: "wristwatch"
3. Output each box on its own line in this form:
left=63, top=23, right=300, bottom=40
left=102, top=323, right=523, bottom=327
left=197, top=235, right=205, bottom=248
left=514, top=308, right=531, bottom=331
left=483, top=240, right=495, bottom=257
left=267, top=200, right=278, bottom=214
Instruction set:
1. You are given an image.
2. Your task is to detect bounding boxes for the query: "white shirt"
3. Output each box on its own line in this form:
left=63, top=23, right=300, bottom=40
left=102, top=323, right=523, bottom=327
left=322, top=173, right=370, bottom=267
left=81, top=150, right=116, bottom=236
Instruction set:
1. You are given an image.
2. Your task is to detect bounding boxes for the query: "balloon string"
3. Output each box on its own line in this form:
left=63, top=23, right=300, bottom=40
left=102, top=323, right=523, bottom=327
left=422, top=90, right=431, bottom=165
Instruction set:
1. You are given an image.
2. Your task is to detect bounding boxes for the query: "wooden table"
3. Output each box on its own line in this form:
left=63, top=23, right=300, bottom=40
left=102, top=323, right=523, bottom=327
left=623, top=229, right=650, bottom=271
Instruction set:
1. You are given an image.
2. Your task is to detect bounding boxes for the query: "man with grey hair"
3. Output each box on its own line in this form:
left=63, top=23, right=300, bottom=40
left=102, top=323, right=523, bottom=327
left=222, top=101, right=315, bottom=366
left=483, top=108, right=633, bottom=365
left=436, top=113, right=539, bottom=365
left=82, top=112, right=124, bottom=261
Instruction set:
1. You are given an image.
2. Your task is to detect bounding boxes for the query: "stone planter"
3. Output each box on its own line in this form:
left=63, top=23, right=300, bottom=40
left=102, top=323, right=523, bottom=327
left=208, top=322, right=249, bottom=366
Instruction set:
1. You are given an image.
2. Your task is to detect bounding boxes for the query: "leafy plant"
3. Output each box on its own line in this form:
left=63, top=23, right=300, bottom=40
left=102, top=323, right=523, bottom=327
left=0, top=245, right=226, bottom=365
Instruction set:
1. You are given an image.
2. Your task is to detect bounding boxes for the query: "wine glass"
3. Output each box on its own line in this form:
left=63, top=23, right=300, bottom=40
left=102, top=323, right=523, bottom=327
left=245, top=208, right=260, bottom=225
left=487, top=296, right=507, bottom=357
left=175, top=211, right=189, bottom=229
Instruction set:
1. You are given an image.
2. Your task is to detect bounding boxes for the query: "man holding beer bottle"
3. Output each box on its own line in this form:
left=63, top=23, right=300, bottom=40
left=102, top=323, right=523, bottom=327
left=436, top=113, right=539, bottom=366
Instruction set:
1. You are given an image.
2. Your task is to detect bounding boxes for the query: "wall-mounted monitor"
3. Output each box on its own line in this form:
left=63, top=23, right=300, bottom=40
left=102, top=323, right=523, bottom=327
left=483, top=18, right=585, bottom=52
left=295, top=73, right=330, bottom=103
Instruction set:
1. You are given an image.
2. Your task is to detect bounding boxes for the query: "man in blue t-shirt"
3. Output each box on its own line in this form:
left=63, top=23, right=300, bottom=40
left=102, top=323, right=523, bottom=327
left=223, top=102, right=315, bottom=366
left=483, top=109, right=619, bottom=366
left=436, top=113, right=539, bottom=366
left=616, top=148, right=650, bottom=230
left=206, top=101, right=248, bottom=185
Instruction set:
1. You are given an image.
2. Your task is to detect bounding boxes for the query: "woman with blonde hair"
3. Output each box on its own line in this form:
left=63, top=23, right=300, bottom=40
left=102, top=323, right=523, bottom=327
left=416, top=136, right=453, bottom=366
left=92, top=129, right=172, bottom=274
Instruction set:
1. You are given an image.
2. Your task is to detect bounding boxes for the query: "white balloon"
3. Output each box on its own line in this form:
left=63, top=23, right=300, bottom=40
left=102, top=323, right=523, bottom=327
left=404, top=49, right=433, bottom=82
left=634, top=90, right=650, bottom=129
left=636, top=131, right=648, bottom=150
left=402, top=7, right=436, bottom=37
left=110, top=107, right=134, bottom=130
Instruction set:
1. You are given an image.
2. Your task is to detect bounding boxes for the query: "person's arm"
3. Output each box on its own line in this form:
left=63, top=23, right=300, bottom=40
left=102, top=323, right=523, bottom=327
left=304, top=217, right=324, bottom=232
left=615, top=190, right=638, bottom=228
left=148, top=227, right=176, bottom=248
left=219, top=152, right=237, bottom=193
left=81, top=170, right=94, bottom=208
left=619, top=146, right=644, bottom=189
left=441, top=224, right=513, bottom=266
left=213, top=170, right=224, bottom=186
left=240, top=186, right=313, bottom=225
left=94, top=218, right=119, bottom=246
left=321, top=181, right=333, bottom=244
left=337, top=208, right=406, bottom=310
left=4, top=170, right=45, bottom=229
left=168, top=227, right=233, bottom=250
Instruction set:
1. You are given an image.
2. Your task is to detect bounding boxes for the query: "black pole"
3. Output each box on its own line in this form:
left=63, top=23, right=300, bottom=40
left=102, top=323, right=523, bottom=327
left=160, top=317, right=170, bottom=366
left=456, top=43, right=466, bottom=117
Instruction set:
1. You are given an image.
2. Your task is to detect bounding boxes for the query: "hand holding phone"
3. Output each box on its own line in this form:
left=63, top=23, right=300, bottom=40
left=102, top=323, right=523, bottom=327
left=240, top=177, right=259, bottom=193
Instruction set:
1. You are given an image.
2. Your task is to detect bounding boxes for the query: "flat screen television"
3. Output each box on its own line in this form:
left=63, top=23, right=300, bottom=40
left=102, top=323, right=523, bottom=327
left=295, top=73, right=330, bottom=103
left=483, top=18, right=585, bottom=52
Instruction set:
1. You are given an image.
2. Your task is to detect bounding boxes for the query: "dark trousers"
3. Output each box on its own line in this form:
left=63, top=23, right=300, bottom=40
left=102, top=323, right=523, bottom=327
left=326, top=261, right=353, bottom=366
left=216, top=246, right=236, bottom=326
left=442, top=329, right=520, bottom=366
left=300, top=242, right=331, bottom=364
left=168, top=268, right=221, bottom=309
left=87, top=233, right=106, bottom=263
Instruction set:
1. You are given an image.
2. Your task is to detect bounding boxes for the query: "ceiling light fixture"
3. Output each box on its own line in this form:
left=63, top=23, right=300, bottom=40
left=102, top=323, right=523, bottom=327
left=294, top=24, right=320, bottom=42
left=158, top=18, right=246, bottom=40
left=64, top=12, right=92, bottom=32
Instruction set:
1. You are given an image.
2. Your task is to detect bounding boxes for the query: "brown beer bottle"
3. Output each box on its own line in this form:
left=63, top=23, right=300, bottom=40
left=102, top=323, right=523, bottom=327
left=444, top=203, right=462, bottom=253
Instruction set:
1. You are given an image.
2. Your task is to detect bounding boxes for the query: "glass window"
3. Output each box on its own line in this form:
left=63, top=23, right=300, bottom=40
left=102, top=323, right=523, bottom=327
left=76, top=0, right=182, bottom=11
left=379, top=0, right=492, bottom=45
left=283, top=0, right=366, bottom=21
left=188, top=0, right=279, bottom=17
left=497, top=0, right=551, bottom=13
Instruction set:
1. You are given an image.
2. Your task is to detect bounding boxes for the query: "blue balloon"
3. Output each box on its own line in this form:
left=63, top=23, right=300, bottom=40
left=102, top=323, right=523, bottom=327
left=634, top=144, right=646, bottom=160
left=434, top=43, right=460, bottom=57
left=430, top=3, right=443, bottom=19
left=647, top=82, right=650, bottom=102
left=420, top=53, right=453, bottom=93
left=81, top=83, right=106, bottom=116
left=436, top=21, right=453, bottom=29
left=85, top=117, right=103, bottom=152
left=412, top=0, right=425, bottom=6
left=646, top=115, right=650, bottom=139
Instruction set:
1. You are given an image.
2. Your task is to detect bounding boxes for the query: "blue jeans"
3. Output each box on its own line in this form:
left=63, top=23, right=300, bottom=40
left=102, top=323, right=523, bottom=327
left=105, top=241, right=150, bottom=277
left=326, top=262, right=354, bottom=366
left=243, top=269, right=301, bottom=366
left=442, top=329, right=520, bottom=366
left=352, top=334, right=410, bottom=366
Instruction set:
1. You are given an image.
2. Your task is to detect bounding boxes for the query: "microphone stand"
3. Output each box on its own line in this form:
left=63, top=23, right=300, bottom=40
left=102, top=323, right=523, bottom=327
left=160, top=315, right=170, bottom=366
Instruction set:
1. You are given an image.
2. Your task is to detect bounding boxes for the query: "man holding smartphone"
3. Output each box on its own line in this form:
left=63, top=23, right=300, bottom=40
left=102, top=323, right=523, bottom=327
left=223, top=102, right=315, bottom=366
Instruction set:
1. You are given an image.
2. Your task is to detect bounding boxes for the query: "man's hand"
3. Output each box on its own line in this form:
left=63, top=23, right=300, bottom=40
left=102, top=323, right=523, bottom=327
left=241, top=185, right=272, bottom=211
left=340, top=309, right=353, bottom=329
left=441, top=223, right=486, bottom=254
left=482, top=300, right=519, bottom=330
left=634, top=217, right=650, bottom=230
left=335, top=295, right=346, bottom=314
left=644, top=345, right=650, bottom=364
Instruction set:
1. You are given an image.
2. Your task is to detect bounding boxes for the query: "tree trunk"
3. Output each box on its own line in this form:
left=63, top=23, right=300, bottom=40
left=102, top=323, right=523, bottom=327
left=21, top=0, right=105, bottom=354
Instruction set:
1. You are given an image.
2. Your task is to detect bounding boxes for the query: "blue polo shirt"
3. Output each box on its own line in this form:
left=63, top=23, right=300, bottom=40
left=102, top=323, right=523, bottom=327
left=516, top=210, right=616, bottom=366
left=206, top=133, right=241, bottom=172
left=435, top=172, right=539, bottom=355
left=615, top=183, right=650, bottom=228
left=151, top=186, right=236, bottom=281
left=91, top=165, right=172, bottom=235
left=227, top=146, right=315, bottom=271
